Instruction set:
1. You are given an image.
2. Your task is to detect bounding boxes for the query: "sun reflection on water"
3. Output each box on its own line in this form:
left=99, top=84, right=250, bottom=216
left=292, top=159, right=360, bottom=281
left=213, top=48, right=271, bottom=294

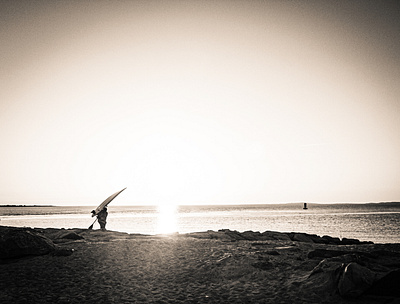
left=156, top=204, right=178, bottom=234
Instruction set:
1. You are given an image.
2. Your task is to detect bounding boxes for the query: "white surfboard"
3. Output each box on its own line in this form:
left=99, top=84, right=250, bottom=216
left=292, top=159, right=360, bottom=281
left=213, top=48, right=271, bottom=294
left=92, top=187, right=126, bottom=216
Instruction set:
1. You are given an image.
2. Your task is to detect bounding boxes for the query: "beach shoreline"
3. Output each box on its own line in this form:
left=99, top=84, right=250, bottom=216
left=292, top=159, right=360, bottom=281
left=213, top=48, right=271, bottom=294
left=1, top=226, right=400, bottom=303
left=2, top=203, right=400, bottom=244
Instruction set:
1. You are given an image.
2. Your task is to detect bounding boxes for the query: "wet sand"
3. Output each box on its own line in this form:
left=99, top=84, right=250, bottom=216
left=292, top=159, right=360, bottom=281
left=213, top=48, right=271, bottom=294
left=1, top=228, right=399, bottom=303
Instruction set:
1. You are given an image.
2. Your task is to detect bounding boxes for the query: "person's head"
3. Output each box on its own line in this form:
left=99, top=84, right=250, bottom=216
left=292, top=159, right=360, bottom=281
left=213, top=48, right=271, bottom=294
left=104, top=207, right=107, bottom=211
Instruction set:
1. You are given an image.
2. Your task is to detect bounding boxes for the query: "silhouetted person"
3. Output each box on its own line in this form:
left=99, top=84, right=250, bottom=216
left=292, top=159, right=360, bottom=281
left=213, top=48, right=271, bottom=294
left=91, top=207, right=108, bottom=230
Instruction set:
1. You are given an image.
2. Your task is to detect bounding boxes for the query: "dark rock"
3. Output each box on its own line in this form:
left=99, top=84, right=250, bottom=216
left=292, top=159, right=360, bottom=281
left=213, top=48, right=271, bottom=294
left=0, top=228, right=56, bottom=259
left=300, top=259, right=345, bottom=295
left=185, top=229, right=373, bottom=246
left=288, top=232, right=330, bottom=244
left=241, top=230, right=262, bottom=240
left=309, top=258, right=344, bottom=276
left=34, top=228, right=86, bottom=242
left=308, top=249, right=351, bottom=259
left=185, top=230, right=233, bottom=241
left=341, top=238, right=361, bottom=245
left=261, top=231, right=291, bottom=241
left=221, top=230, right=246, bottom=241
left=290, top=233, right=314, bottom=243
left=58, top=231, right=84, bottom=240
left=307, top=234, right=328, bottom=244
left=338, top=262, right=376, bottom=298
left=301, top=257, right=386, bottom=299
left=360, top=241, right=374, bottom=245
left=367, top=270, right=400, bottom=297
left=322, top=235, right=341, bottom=244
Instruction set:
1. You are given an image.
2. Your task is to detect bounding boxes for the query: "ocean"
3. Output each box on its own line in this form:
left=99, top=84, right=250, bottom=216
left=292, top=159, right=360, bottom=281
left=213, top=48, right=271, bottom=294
left=1, top=203, right=399, bottom=244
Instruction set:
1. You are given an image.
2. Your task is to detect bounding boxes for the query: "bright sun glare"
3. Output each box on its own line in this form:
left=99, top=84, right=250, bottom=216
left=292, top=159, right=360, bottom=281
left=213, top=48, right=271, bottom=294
left=156, top=204, right=178, bottom=234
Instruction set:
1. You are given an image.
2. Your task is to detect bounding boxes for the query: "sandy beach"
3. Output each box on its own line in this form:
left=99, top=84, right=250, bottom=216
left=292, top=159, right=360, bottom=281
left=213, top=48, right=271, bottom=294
left=1, top=227, right=400, bottom=304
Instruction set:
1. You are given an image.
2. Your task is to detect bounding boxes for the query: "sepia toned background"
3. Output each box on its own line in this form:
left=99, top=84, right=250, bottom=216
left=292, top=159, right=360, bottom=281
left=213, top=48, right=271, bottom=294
left=1, top=1, right=399, bottom=205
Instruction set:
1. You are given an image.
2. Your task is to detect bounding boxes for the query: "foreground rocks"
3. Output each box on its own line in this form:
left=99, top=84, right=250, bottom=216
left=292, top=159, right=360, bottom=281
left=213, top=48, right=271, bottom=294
left=0, top=227, right=55, bottom=259
left=0, top=226, right=374, bottom=260
left=0, top=226, right=399, bottom=303
left=186, top=229, right=399, bottom=301
left=185, top=229, right=373, bottom=245
left=302, top=249, right=400, bottom=301
left=0, top=226, right=82, bottom=259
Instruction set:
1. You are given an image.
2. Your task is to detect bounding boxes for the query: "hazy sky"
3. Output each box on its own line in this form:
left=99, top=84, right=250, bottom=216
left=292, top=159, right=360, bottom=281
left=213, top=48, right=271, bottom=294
left=1, top=1, right=399, bottom=206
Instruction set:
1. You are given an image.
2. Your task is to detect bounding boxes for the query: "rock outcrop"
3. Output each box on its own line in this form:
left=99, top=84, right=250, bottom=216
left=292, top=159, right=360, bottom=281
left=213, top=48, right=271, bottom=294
left=0, top=227, right=84, bottom=259
left=300, top=250, right=400, bottom=301
left=366, top=270, right=400, bottom=297
left=0, top=227, right=56, bottom=259
left=338, top=262, right=377, bottom=298
left=184, top=229, right=372, bottom=245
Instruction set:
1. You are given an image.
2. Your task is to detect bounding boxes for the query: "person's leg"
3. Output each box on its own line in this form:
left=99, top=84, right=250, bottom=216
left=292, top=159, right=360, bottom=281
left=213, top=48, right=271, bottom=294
left=99, top=220, right=106, bottom=230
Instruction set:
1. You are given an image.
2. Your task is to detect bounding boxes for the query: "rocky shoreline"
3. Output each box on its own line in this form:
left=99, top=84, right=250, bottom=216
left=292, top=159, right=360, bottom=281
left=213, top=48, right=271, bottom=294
left=1, top=226, right=399, bottom=303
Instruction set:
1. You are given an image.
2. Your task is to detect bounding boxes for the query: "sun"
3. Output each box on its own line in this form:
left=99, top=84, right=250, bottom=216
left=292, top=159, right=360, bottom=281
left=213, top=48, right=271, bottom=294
left=156, top=204, right=178, bottom=234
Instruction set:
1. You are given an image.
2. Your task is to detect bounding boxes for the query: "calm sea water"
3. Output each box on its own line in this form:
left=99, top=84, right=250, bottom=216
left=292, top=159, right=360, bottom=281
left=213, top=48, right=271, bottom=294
left=1, top=203, right=399, bottom=244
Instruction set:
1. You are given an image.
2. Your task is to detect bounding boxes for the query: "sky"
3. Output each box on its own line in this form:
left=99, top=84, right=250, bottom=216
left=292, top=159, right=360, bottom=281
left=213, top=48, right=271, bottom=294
left=0, top=0, right=399, bottom=206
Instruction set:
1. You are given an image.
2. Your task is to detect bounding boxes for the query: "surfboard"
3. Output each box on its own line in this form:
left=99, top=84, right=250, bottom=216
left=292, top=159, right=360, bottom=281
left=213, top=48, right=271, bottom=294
left=92, top=187, right=126, bottom=217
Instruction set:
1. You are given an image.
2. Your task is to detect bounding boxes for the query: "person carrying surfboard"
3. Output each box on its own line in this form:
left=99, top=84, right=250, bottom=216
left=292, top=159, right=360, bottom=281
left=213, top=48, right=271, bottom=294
left=88, top=188, right=126, bottom=230
left=91, top=207, right=108, bottom=230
